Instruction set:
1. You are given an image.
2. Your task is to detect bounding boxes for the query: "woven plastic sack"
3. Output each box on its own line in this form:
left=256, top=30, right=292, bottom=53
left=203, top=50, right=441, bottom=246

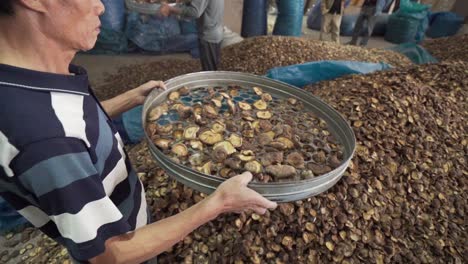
left=126, top=12, right=181, bottom=52
left=180, top=19, right=198, bottom=35
left=427, top=12, right=463, bottom=38
left=241, top=0, right=268, bottom=37
left=385, top=15, right=419, bottom=43
left=273, top=0, right=305, bottom=36
left=100, top=0, right=126, bottom=32
left=388, top=43, right=438, bottom=64
left=86, top=27, right=128, bottom=54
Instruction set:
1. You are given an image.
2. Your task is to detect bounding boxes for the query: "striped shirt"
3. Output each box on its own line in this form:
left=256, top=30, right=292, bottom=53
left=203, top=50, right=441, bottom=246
left=0, top=64, right=148, bottom=261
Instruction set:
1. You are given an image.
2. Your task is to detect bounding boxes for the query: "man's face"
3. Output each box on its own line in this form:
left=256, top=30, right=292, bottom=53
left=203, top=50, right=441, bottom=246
left=40, top=0, right=105, bottom=51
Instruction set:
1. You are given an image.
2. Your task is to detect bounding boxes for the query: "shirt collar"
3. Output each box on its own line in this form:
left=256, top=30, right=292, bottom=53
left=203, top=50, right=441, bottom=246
left=0, top=63, right=90, bottom=96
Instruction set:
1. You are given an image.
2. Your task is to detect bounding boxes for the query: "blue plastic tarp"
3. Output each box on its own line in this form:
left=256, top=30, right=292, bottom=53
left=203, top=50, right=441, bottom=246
left=388, top=43, right=438, bottom=64
left=265, top=60, right=391, bottom=88
left=0, top=197, right=29, bottom=233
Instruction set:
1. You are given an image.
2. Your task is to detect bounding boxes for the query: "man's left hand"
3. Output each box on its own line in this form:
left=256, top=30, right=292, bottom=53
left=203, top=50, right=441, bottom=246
left=128, top=80, right=166, bottom=106
left=159, top=3, right=171, bottom=17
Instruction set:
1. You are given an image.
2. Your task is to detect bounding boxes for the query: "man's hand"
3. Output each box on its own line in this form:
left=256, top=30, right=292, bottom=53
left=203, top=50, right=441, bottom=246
left=127, top=80, right=166, bottom=106
left=159, top=3, right=171, bottom=17
left=209, top=172, right=278, bottom=215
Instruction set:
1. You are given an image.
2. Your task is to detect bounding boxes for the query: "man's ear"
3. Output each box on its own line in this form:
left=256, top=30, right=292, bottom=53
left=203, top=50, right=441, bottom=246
left=16, top=0, right=48, bottom=13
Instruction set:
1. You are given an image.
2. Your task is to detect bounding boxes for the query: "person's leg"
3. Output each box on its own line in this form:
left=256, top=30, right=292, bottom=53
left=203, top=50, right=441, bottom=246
left=349, top=12, right=365, bottom=45
left=331, top=14, right=342, bottom=44
left=213, top=41, right=221, bottom=70
left=320, top=13, right=332, bottom=41
left=199, top=39, right=221, bottom=71
left=360, top=13, right=378, bottom=46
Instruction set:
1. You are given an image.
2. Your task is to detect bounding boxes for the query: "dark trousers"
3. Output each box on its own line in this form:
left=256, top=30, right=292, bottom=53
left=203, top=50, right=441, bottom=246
left=199, top=39, right=221, bottom=71
left=350, top=6, right=378, bottom=46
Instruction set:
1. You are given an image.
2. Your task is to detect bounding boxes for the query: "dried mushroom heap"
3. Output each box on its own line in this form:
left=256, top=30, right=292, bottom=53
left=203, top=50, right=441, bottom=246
left=155, top=61, right=465, bottom=263
left=146, top=85, right=343, bottom=182
left=93, top=59, right=200, bottom=101
left=221, top=36, right=412, bottom=75
left=422, top=34, right=468, bottom=62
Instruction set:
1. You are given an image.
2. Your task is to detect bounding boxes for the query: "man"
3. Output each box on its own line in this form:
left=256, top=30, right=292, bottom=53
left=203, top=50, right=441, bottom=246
left=160, top=0, right=223, bottom=71
left=348, top=0, right=385, bottom=46
left=0, top=1, right=277, bottom=263
left=320, top=0, right=345, bottom=44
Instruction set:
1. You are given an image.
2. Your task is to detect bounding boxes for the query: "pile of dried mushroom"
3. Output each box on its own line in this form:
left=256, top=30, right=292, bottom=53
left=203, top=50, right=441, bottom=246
left=9, top=46, right=466, bottom=264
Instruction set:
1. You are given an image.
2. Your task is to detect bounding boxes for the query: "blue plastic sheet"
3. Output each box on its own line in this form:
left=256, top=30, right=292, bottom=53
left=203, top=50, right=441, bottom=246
left=241, top=0, right=268, bottom=37
left=388, top=43, right=438, bottom=64
left=121, top=106, right=145, bottom=144
left=100, top=0, right=126, bottom=32
left=265, top=60, right=391, bottom=88
left=0, top=197, right=28, bottom=234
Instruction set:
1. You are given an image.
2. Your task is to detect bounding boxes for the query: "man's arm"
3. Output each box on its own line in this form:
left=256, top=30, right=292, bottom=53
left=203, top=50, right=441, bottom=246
left=101, top=81, right=165, bottom=118
left=90, top=172, right=277, bottom=264
left=160, top=0, right=209, bottom=18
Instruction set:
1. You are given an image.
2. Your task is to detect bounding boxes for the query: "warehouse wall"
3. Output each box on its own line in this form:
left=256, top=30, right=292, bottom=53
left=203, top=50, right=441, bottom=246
left=224, top=0, right=244, bottom=34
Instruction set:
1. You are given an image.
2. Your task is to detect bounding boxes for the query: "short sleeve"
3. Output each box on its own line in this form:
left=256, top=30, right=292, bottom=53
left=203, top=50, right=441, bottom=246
left=11, top=137, right=131, bottom=261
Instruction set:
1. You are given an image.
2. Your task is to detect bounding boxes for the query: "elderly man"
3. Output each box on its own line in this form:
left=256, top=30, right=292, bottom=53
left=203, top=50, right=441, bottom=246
left=160, top=0, right=224, bottom=71
left=0, top=0, right=277, bottom=263
left=320, top=0, right=345, bottom=44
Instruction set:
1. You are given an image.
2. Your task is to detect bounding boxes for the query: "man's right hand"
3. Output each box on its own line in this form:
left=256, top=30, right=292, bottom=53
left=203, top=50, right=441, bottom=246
left=209, top=172, right=278, bottom=215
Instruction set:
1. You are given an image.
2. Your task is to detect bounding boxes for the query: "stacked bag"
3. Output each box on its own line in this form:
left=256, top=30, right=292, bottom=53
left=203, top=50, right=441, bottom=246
left=89, top=0, right=199, bottom=56
left=273, top=0, right=305, bottom=36
left=90, top=0, right=128, bottom=54
left=384, top=0, right=430, bottom=44
left=241, top=0, right=268, bottom=37
left=426, top=12, right=464, bottom=38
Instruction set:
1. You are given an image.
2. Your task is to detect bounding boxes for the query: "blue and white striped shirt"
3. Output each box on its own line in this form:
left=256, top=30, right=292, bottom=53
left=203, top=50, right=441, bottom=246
left=0, top=64, right=148, bottom=261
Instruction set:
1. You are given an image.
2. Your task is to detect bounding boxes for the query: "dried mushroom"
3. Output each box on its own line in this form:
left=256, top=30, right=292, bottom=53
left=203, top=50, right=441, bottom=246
left=148, top=103, right=168, bottom=121
left=168, top=91, right=180, bottom=101
left=171, top=143, right=188, bottom=157
left=183, top=125, right=199, bottom=139
left=238, top=102, right=252, bottom=111
left=227, top=134, right=243, bottom=148
left=154, top=138, right=171, bottom=150
left=199, top=130, right=223, bottom=145
left=253, top=100, right=268, bottom=110
left=256, top=111, right=272, bottom=119
left=266, top=164, right=297, bottom=179
left=244, top=161, right=262, bottom=174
